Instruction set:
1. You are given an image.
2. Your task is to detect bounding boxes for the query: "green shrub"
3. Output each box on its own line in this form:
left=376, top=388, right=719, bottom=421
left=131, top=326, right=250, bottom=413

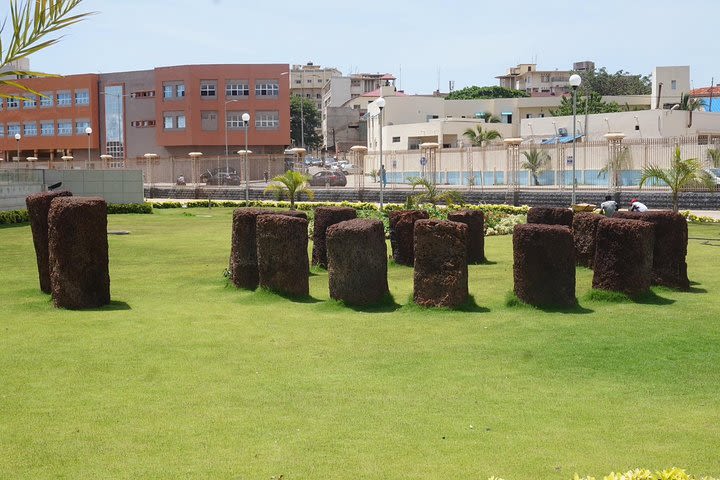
left=107, top=203, right=153, bottom=214
left=0, top=209, right=29, bottom=225
left=572, top=467, right=718, bottom=480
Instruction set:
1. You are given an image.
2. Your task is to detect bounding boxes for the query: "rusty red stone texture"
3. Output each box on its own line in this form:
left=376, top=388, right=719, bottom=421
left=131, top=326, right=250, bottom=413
left=256, top=214, right=309, bottom=297
left=614, top=211, right=689, bottom=290
left=389, top=210, right=429, bottom=266
left=26, top=190, right=73, bottom=293
left=527, top=207, right=574, bottom=228
left=48, top=196, right=110, bottom=309
left=312, top=206, right=357, bottom=269
left=447, top=209, right=486, bottom=264
left=326, top=218, right=388, bottom=305
left=572, top=212, right=604, bottom=268
left=592, top=217, right=654, bottom=296
left=513, top=223, right=576, bottom=308
left=230, top=208, right=308, bottom=289
left=413, top=219, right=468, bottom=308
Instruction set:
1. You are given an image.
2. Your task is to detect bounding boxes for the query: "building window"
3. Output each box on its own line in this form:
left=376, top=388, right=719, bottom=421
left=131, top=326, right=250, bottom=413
left=163, top=112, right=186, bottom=130
left=226, top=111, right=249, bottom=129
left=41, top=121, right=54, bottom=136
left=75, top=120, right=90, bottom=135
left=671, top=80, right=677, bottom=90
left=0, top=124, right=4, bottom=137
left=7, top=97, right=19, bottom=109
left=57, top=91, right=72, bottom=106
left=23, top=122, right=37, bottom=136
left=226, top=81, right=249, bottom=97
left=201, top=110, right=218, bottom=131
left=74, top=89, right=89, bottom=105
left=392, top=136, right=401, bottom=143
left=0, top=98, right=3, bottom=110
left=23, top=95, right=37, bottom=108
left=8, top=123, right=21, bottom=137
left=132, top=90, right=155, bottom=98
left=40, top=92, right=54, bottom=107
left=57, top=121, right=72, bottom=136
left=130, top=120, right=156, bottom=127
left=255, top=80, right=279, bottom=97
left=255, top=110, right=279, bottom=129
left=200, top=81, right=217, bottom=98
left=163, top=82, right=185, bottom=99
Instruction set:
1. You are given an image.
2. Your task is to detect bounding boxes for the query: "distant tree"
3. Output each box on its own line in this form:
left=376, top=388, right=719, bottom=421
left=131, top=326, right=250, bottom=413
left=264, top=170, right=314, bottom=210
left=1, top=0, right=94, bottom=97
left=708, top=148, right=720, bottom=167
left=551, top=91, right=621, bottom=116
left=446, top=86, right=529, bottom=100
left=599, top=146, right=633, bottom=189
left=639, top=147, right=714, bottom=212
left=463, top=125, right=502, bottom=146
left=678, top=92, right=706, bottom=128
left=407, top=177, right=463, bottom=206
left=290, top=96, right=322, bottom=149
left=521, top=148, right=551, bottom=186
left=578, top=67, right=652, bottom=96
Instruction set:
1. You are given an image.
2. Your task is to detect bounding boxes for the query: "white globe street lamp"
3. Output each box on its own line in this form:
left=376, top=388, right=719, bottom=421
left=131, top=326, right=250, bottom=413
left=375, top=97, right=386, bottom=209
left=241, top=112, right=251, bottom=203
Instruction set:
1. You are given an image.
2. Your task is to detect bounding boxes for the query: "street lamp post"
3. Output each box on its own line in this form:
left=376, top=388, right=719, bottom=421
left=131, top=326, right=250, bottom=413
left=242, top=112, right=251, bottom=202
left=569, top=74, right=582, bottom=206
left=224, top=99, right=240, bottom=176
left=14, top=133, right=21, bottom=163
left=376, top=97, right=386, bottom=209
left=85, top=126, right=92, bottom=168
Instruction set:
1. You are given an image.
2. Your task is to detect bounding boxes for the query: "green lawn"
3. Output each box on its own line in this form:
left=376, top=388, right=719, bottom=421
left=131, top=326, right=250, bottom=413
left=1, top=208, right=719, bottom=480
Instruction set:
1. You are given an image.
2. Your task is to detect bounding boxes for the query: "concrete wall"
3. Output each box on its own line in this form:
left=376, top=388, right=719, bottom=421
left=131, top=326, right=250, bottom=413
left=43, top=169, right=144, bottom=204
left=652, top=66, right=690, bottom=109
left=0, top=182, right=42, bottom=210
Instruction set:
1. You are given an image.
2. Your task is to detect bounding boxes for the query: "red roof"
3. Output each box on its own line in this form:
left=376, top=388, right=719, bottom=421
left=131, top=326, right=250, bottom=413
left=690, top=86, right=720, bottom=97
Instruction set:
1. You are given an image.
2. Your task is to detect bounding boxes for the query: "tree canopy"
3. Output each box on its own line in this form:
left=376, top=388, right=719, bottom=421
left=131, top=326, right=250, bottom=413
left=578, top=67, right=651, bottom=96
left=290, top=96, right=322, bottom=149
left=446, top=86, right=529, bottom=100
left=551, top=91, right=621, bottom=116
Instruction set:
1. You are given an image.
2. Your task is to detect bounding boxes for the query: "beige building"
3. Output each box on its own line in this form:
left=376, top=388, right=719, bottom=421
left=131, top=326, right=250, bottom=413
left=496, top=61, right=595, bottom=97
left=289, top=62, right=341, bottom=112
left=366, top=93, right=651, bottom=152
left=651, top=66, right=690, bottom=109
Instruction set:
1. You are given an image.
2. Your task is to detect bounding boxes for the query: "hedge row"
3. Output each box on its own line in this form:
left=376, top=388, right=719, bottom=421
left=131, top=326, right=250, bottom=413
left=1, top=202, right=153, bottom=225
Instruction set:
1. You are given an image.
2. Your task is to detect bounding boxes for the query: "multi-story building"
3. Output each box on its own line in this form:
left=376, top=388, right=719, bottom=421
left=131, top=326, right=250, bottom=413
left=321, top=72, right=396, bottom=150
left=496, top=61, right=595, bottom=97
left=289, top=63, right=341, bottom=112
left=0, top=63, right=290, bottom=163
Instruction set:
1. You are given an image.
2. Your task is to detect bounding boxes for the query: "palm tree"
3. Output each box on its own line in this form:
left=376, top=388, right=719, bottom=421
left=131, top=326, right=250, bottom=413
left=707, top=148, right=720, bottom=167
left=639, top=147, right=714, bottom=212
left=264, top=170, right=314, bottom=210
left=1, top=1, right=94, bottom=98
left=463, top=125, right=502, bottom=147
left=599, top=146, right=632, bottom=189
left=408, top=177, right=463, bottom=206
left=678, top=93, right=706, bottom=128
left=521, top=148, right=551, bottom=186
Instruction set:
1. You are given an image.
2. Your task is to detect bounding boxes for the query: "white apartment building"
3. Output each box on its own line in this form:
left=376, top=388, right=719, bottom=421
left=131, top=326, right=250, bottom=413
left=289, top=62, right=341, bottom=111
left=496, top=61, right=595, bottom=96
left=366, top=94, right=651, bottom=151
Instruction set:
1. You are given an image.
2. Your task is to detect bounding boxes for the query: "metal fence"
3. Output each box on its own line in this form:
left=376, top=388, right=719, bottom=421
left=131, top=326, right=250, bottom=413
left=1, top=136, right=718, bottom=192
left=363, top=135, right=720, bottom=192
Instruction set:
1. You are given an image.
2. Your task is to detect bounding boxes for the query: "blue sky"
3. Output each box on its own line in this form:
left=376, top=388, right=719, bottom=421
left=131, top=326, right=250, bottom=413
left=19, top=0, right=720, bottom=94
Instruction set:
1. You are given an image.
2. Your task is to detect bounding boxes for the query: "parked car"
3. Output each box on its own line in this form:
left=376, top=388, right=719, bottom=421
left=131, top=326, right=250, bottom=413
left=340, top=163, right=362, bottom=175
left=201, top=168, right=241, bottom=185
left=706, top=168, right=720, bottom=187
left=310, top=170, right=347, bottom=187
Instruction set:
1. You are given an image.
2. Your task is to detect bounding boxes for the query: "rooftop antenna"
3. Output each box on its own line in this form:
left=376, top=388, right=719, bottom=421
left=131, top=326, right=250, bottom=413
left=437, top=67, right=441, bottom=93
left=709, top=77, right=714, bottom=112
left=398, top=64, right=402, bottom=91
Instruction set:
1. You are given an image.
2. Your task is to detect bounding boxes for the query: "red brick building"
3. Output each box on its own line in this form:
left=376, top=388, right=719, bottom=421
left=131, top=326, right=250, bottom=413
left=0, top=64, right=290, bottom=163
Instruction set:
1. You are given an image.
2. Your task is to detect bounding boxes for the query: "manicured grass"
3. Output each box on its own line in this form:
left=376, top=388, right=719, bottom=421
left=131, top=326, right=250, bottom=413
left=1, top=208, right=719, bottom=479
